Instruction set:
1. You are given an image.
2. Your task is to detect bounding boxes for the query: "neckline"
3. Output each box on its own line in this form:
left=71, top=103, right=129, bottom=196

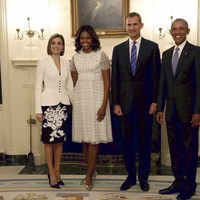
left=81, top=50, right=94, bottom=54
left=49, top=55, right=61, bottom=75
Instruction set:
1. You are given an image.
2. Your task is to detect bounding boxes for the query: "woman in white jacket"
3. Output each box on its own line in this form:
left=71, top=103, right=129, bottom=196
left=35, top=33, right=73, bottom=188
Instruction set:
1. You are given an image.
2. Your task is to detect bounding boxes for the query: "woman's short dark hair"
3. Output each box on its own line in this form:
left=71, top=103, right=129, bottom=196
left=47, top=33, right=65, bottom=56
left=74, top=25, right=101, bottom=52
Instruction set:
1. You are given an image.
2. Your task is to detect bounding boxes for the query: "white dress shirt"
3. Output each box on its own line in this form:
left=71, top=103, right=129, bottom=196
left=128, top=36, right=142, bottom=60
left=172, top=40, right=186, bottom=58
left=35, top=55, right=74, bottom=114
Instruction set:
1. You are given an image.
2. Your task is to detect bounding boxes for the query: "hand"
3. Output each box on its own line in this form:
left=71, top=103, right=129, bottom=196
left=156, top=112, right=164, bottom=124
left=35, top=113, right=43, bottom=123
left=113, top=105, right=123, bottom=116
left=97, top=105, right=106, bottom=122
left=191, top=113, right=200, bottom=127
left=149, top=103, right=157, bottom=114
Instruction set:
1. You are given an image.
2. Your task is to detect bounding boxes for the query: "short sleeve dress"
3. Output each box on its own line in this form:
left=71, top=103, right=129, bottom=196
left=71, top=50, right=113, bottom=144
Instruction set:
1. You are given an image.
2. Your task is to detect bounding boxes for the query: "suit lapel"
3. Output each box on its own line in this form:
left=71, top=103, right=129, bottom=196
left=123, top=40, right=133, bottom=75
left=136, top=38, right=146, bottom=73
left=167, top=48, right=174, bottom=76
left=123, top=38, right=146, bottom=76
left=175, top=42, right=190, bottom=76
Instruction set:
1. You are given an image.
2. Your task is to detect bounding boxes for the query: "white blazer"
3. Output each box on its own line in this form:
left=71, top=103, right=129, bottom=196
left=35, top=56, right=73, bottom=114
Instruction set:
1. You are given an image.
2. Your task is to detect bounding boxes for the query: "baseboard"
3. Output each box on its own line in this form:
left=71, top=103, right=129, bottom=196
left=1, top=152, right=199, bottom=167
left=0, top=153, right=27, bottom=165
left=62, top=152, right=160, bottom=166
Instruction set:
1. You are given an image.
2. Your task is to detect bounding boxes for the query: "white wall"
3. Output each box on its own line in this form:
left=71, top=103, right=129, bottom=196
left=0, top=0, right=199, bottom=165
left=5, top=0, right=199, bottom=59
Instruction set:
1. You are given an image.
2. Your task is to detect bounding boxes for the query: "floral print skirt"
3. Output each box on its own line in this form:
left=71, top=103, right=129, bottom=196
left=41, top=103, right=72, bottom=144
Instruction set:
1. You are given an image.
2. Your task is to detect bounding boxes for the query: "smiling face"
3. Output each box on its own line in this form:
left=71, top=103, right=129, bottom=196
left=50, top=37, right=64, bottom=56
left=80, top=31, right=92, bottom=53
left=170, top=19, right=190, bottom=46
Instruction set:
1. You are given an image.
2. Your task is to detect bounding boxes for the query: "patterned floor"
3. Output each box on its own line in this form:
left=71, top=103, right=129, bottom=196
left=0, top=174, right=200, bottom=200
left=0, top=166, right=200, bottom=200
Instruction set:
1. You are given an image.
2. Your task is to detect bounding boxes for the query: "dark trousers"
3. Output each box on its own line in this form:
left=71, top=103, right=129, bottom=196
left=120, top=104, right=153, bottom=183
left=166, top=106, right=199, bottom=191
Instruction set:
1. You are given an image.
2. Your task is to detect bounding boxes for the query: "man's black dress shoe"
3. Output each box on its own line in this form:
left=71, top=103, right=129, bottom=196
left=176, top=191, right=195, bottom=200
left=159, top=184, right=180, bottom=194
left=140, top=182, right=150, bottom=191
left=120, top=179, right=136, bottom=191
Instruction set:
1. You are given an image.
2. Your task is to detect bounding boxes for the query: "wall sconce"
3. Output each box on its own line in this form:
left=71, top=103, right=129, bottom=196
left=16, top=17, right=44, bottom=40
left=158, top=16, right=173, bottom=39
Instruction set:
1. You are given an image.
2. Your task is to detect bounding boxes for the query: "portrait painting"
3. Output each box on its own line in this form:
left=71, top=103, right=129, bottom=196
left=70, top=0, right=129, bottom=37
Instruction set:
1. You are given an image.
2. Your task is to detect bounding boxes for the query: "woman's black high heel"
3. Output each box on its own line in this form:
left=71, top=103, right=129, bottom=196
left=57, top=180, right=65, bottom=185
left=48, top=173, right=60, bottom=189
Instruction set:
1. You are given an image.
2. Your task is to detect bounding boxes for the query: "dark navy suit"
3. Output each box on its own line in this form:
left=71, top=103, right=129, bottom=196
left=111, top=37, right=161, bottom=183
left=157, top=41, right=200, bottom=192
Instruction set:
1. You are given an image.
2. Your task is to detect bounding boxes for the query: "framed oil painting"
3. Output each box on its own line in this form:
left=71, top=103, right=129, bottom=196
left=70, top=0, right=130, bottom=37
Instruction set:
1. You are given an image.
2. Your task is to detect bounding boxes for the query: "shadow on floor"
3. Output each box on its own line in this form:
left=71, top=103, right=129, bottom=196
left=19, top=163, right=173, bottom=176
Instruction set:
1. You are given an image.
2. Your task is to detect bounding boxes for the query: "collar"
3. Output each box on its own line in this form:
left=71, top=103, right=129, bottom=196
left=129, top=36, right=142, bottom=46
left=174, top=40, right=187, bottom=52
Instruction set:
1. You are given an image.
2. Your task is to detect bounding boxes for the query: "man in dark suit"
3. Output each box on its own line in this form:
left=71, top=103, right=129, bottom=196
left=157, top=18, right=200, bottom=200
left=111, top=12, right=161, bottom=191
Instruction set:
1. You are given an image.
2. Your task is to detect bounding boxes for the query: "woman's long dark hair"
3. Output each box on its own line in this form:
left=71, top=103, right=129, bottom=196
left=74, top=25, right=101, bottom=52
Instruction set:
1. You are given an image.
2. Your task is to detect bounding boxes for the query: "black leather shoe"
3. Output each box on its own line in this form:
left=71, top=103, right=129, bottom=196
left=140, top=182, right=150, bottom=191
left=176, top=191, right=195, bottom=200
left=159, top=184, right=180, bottom=194
left=120, top=178, right=136, bottom=191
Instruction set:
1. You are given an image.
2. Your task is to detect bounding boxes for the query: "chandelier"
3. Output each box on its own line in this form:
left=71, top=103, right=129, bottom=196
left=16, top=17, right=44, bottom=40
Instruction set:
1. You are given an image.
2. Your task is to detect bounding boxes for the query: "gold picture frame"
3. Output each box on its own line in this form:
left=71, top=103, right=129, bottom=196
left=70, top=0, right=130, bottom=37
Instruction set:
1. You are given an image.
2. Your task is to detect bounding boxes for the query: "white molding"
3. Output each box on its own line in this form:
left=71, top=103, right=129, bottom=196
left=33, top=152, right=45, bottom=166
left=11, top=59, right=38, bottom=67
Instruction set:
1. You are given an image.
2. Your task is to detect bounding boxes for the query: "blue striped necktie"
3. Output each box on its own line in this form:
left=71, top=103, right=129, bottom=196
left=131, top=41, right=137, bottom=75
left=172, top=47, right=179, bottom=75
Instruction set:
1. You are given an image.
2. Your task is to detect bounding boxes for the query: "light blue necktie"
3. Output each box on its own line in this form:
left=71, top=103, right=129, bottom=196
left=172, top=47, right=179, bottom=75
left=131, top=41, right=137, bottom=76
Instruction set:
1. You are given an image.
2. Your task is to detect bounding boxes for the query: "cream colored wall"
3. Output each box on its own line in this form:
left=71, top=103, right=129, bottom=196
left=0, top=0, right=12, bottom=155
left=0, top=0, right=199, bottom=165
